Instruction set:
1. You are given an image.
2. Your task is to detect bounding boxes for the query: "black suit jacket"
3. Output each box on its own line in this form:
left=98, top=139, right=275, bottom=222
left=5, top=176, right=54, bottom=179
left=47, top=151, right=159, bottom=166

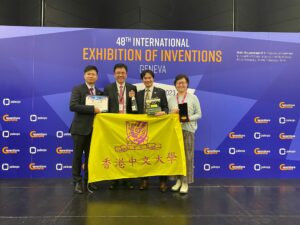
left=69, top=83, right=103, bottom=135
left=136, top=86, right=169, bottom=114
left=104, top=82, right=137, bottom=113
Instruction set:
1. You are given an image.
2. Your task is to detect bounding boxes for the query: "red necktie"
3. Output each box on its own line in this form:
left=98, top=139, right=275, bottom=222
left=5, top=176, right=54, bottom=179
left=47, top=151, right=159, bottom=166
left=89, top=88, right=94, bottom=95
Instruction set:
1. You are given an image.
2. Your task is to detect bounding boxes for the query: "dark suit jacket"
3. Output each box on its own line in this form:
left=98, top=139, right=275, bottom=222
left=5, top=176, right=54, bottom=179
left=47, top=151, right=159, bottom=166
left=136, top=86, right=168, bottom=114
left=69, top=83, right=103, bottom=135
left=104, top=82, right=137, bottom=113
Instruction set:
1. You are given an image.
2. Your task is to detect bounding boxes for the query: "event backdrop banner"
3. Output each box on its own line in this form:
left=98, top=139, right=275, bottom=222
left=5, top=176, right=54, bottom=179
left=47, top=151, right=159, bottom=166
left=0, top=26, right=299, bottom=178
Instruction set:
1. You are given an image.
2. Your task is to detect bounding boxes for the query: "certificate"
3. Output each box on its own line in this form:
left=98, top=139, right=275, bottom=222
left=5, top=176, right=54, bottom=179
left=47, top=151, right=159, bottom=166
left=86, top=95, right=108, bottom=112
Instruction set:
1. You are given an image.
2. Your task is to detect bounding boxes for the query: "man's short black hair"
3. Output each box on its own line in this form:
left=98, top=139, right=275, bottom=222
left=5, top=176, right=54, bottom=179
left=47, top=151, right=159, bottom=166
left=84, top=65, right=98, bottom=74
left=114, top=63, right=128, bottom=72
left=174, top=74, right=189, bottom=86
left=140, top=69, right=155, bottom=79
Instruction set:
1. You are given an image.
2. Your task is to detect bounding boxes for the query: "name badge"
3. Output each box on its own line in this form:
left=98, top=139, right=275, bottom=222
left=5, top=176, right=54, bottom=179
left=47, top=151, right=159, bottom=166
left=119, top=104, right=124, bottom=113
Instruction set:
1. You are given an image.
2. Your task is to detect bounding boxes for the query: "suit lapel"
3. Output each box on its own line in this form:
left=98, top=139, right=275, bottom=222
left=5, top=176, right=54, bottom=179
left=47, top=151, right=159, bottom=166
left=83, top=84, right=90, bottom=95
left=126, top=83, right=132, bottom=105
left=140, top=89, right=145, bottom=110
left=95, top=88, right=102, bottom=95
left=152, top=87, right=158, bottom=98
left=112, top=82, right=118, bottom=102
left=125, top=83, right=129, bottom=102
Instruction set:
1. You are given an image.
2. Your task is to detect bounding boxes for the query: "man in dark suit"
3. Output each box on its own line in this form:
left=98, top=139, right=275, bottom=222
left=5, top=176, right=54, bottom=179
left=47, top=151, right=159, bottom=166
left=136, top=69, right=169, bottom=192
left=104, top=63, right=137, bottom=114
left=104, top=63, right=137, bottom=189
left=69, top=65, right=103, bottom=194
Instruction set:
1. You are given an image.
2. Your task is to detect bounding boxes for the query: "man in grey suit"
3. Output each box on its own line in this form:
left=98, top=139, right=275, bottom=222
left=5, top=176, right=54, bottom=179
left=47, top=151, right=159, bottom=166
left=136, top=69, right=169, bottom=192
left=104, top=63, right=137, bottom=189
left=69, top=65, right=103, bottom=194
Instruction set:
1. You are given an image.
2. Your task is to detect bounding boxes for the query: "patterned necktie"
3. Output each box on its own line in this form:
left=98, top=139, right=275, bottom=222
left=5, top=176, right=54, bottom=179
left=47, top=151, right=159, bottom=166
left=89, top=87, right=94, bottom=95
left=144, top=88, right=150, bottom=113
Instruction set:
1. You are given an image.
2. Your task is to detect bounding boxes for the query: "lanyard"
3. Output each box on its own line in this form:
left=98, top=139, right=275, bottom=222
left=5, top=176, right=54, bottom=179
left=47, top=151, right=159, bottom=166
left=176, top=92, right=187, bottom=104
left=118, top=85, right=126, bottom=103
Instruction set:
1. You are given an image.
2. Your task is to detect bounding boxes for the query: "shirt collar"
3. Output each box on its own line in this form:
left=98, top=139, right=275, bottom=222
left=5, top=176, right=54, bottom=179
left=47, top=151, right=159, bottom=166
left=145, top=85, right=154, bottom=93
left=116, top=81, right=126, bottom=88
left=86, top=83, right=95, bottom=89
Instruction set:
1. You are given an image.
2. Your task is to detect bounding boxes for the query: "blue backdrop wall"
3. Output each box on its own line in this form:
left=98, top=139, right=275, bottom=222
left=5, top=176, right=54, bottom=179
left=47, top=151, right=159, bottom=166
left=0, top=26, right=299, bottom=178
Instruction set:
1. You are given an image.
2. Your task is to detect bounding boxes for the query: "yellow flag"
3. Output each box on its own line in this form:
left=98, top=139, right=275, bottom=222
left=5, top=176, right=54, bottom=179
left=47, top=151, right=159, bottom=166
left=88, top=113, right=186, bottom=182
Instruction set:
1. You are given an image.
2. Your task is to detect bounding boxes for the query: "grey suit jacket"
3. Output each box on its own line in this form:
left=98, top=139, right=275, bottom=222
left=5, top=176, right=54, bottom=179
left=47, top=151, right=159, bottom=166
left=69, top=83, right=103, bottom=135
left=136, top=86, right=168, bottom=114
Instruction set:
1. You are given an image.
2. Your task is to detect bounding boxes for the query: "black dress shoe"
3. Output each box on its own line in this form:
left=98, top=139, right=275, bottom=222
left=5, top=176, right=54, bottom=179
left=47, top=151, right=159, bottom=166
left=84, top=182, right=99, bottom=192
left=88, top=183, right=99, bottom=191
left=139, top=179, right=148, bottom=190
left=122, top=180, right=134, bottom=190
left=83, top=182, right=98, bottom=193
left=159, top=182, right=168, bottom=193
left=74, top=182, right=83, bottom=194
left=109, top=180, right=119, bottom=190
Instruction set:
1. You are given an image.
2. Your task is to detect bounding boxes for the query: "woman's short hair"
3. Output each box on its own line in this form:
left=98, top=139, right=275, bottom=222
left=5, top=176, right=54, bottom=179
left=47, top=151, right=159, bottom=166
left=174, top=74, right=189, bottom=86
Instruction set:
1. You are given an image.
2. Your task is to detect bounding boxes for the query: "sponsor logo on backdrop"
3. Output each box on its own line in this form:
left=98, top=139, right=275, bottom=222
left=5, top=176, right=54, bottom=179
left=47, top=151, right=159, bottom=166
left=2, top=114, right=21, bottom=122
left=254, top=148, right=271, bottom=155
left=229, top=132, right=246, bottom=139
left=228, top=147, right=246, bottom=155
left=29, top=163, right=47, bottom=171
left=279, top=102, right=295, bottom=109
left=279, top=117, right=296, bottom=124
left=29, top=114, right=48, bottom=122
left=279, top=148, right=296, bottom=155
left=56, top=147, right=73, bottom=154
left=2, top=98, right=22, bottom=106
left=229, top=163, right=246, bottom=171
left=254, top=117, right=271, bottom=124
left=203, top=164, right=221, bottom=171
left=254, top=132, right=271, bottom=140
left=279, top=133, right=296, bottom=140
left=2, top=130, right=21, bottom=138
left=1, top=163, right=20, bottom=171
left=29, top=131, right=47, bottom=138
left=55, top=163, right=72, bottom=171
left=203, top=147, right=220, bottom=155
left=56, top=131, right=71, bottom=138
left=29, top=147, right=48, bottom=154
left=2, top=147, right=20, bottom=154
left=254, top=164, right=271, bottom=171
left=279, top=164, right=296, bottom=171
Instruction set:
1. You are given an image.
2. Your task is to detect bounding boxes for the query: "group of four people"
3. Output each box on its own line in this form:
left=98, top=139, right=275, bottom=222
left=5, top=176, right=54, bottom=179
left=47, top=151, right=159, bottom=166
left=69, top=63, right=202, bottom=195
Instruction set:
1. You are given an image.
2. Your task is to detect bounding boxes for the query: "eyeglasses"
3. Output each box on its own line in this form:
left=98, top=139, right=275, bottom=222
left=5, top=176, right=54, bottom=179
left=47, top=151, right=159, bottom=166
left=176, top=82, right=187, bottom=85
left=115, top=72, right=126, bottom=75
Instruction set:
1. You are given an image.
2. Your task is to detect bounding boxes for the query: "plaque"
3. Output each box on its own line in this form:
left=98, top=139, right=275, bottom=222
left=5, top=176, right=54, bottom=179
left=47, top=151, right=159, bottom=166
left=178, top=103, right=189, bottom=122
left=145, top=98, right=161, bottom=115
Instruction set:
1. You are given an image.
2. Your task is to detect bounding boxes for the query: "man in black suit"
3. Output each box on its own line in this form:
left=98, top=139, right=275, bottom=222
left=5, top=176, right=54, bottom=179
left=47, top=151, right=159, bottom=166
left=104, top=63, right=137, bottom=189
left=104, top=63, right=137, bottom=114
left=136, top=69, right=169, bottom=192
left=69, top=65, right=103, bottom=194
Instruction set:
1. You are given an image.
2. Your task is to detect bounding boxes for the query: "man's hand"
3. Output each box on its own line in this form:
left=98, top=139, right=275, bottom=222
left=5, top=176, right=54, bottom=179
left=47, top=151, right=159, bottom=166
left=94, top=107, right=101, bottom=114
left=171, top=108, right=179, bottom=114
left=155, top=111, right=166, bottom=116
